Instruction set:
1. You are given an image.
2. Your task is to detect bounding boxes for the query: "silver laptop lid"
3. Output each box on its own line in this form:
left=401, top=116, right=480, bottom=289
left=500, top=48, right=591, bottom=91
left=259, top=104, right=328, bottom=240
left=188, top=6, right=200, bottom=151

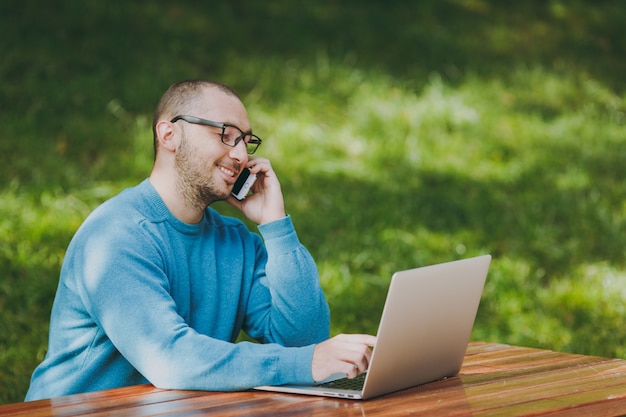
left=361, top=254, right=491, bottom=399
left=254, top=255, right=491, bottom=400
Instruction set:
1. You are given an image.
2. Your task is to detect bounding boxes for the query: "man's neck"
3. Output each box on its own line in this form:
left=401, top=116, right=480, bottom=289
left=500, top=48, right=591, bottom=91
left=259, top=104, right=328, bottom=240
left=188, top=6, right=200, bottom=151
left=149, top=170, right=205, bottom=224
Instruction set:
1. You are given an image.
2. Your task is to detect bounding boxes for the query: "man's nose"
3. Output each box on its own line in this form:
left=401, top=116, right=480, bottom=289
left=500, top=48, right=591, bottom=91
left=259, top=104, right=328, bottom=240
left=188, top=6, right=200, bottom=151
left=229, top=139, right=249, bottom=163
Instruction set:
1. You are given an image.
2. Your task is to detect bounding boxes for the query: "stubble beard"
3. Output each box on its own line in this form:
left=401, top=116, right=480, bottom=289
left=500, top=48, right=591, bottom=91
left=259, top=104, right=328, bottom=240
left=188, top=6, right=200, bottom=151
left=174, top=134, right=230, bottom=211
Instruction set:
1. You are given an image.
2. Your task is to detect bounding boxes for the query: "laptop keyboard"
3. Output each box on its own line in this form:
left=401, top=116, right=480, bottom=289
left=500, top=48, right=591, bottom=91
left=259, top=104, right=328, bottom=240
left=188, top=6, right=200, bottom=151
left=318, top=372, right=367, bottom=390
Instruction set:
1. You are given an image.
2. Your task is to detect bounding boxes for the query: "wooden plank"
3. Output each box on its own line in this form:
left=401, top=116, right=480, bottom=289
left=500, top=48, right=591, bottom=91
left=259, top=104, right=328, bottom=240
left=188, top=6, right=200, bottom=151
left=0, top=386, right=206, bottom=417
left=473, top=386, right=626, bottom=417
left=461, top=362, right=626, bottom=415
left=81, top=392, right=358, bottom=417
left=462, top=356, right=621, bottom=384
left=541, top=397, right=626, bottom=417
left=464, top=343, right=545, bottom=362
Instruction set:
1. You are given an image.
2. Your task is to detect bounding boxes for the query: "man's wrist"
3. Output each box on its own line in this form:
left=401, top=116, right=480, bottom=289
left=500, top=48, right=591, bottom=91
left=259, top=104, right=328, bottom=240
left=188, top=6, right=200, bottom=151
left=258, top=215, right=299, bottom=253
left=259, top=212, right=287, bottom=226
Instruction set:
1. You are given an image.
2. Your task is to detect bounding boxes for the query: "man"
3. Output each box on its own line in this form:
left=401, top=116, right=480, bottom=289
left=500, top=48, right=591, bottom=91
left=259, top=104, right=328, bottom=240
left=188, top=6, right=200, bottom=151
left=25, top=80, right=376, bottom=401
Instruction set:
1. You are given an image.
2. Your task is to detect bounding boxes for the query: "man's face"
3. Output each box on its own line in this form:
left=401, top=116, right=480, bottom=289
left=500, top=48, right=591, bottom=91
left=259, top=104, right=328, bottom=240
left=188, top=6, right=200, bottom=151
left=174, top=90, right=250, bottom=209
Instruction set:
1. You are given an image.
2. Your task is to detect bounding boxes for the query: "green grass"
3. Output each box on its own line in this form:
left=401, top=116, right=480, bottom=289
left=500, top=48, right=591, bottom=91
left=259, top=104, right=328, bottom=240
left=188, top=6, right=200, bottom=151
left=1, top=0, right=625, bottom=404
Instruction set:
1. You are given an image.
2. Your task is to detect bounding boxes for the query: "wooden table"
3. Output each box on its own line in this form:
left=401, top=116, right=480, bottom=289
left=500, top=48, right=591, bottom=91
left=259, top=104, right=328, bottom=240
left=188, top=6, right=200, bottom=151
left=3, top=342, right=626, bottom=416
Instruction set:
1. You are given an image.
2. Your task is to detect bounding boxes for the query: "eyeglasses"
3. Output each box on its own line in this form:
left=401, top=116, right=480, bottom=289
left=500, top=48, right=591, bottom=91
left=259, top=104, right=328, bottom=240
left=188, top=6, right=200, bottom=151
left=171, top=115, right=262, bottom=155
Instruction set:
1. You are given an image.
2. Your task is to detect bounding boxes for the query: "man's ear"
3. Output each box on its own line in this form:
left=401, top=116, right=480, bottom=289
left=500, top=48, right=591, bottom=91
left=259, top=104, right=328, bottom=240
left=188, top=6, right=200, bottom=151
left=155, top=120, right=178, bottom=153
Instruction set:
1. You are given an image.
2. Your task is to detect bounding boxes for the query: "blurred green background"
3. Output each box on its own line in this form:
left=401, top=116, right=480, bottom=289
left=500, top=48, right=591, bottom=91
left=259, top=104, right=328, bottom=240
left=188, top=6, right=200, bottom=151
left=1, top=0, right=625, bottom=404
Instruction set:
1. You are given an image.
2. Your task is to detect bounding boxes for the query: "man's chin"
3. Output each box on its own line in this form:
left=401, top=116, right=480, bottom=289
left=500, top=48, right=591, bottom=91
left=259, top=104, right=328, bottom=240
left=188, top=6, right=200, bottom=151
left=197, top=186, right=230, bottom=207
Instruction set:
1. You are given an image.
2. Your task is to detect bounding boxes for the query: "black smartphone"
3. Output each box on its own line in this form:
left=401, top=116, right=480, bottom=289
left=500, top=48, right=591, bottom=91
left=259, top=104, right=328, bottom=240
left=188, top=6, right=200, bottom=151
left=231, top=167, right=257, bottom=200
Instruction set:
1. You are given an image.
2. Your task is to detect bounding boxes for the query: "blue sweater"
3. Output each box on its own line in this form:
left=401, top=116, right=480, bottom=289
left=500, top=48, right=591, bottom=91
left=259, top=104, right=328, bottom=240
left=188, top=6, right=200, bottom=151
left=25, top=179, right=330, bottom=400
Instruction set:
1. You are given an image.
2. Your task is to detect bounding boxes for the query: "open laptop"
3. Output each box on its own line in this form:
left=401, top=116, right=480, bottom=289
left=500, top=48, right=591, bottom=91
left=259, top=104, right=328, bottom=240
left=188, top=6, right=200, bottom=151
left=255, top=254, right=491, bottom=400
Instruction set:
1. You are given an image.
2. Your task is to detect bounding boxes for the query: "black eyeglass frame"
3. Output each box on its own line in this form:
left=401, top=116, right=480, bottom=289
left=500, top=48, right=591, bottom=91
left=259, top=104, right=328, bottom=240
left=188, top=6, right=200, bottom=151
left=170, top=115, right=262, bottom=155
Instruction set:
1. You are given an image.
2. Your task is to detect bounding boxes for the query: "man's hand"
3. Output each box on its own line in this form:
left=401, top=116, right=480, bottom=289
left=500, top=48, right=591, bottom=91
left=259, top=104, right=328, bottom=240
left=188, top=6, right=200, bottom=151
left=226, top=157, right=286, bottom=225
left=312, top=334, right=377, bottom=382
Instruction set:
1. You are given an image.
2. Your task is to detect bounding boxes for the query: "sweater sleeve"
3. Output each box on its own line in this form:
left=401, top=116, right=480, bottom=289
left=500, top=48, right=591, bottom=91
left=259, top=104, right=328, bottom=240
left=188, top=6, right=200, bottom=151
left=73, top=216, right=320, bottom=391
left=245, top=216, right=330, bottom=346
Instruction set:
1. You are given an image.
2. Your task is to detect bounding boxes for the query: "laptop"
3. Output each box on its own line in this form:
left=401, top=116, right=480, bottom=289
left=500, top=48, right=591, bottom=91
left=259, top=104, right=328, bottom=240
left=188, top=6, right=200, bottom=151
left=255, top=254, right=491, bottom=400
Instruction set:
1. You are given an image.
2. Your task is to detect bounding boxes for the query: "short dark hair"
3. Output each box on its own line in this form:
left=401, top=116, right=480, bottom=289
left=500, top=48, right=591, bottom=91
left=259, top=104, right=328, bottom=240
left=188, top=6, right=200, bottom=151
left=151, top=80, right=241, bottom=157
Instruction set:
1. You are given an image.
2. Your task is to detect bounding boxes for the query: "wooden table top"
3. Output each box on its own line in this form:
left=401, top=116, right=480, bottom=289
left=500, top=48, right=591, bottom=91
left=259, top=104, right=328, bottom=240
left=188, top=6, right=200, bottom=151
left=3, top=342, right=626, bottom=416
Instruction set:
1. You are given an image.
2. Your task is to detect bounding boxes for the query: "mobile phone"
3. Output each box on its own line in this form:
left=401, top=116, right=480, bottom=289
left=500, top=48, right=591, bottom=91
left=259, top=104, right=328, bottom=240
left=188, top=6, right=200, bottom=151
left=231, top=167, right=257, bottom=200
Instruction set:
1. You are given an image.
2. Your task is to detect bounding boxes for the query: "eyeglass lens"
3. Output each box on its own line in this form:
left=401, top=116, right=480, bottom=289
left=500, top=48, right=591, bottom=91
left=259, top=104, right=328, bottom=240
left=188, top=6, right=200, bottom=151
left=222, top=125, right=260, bottom=154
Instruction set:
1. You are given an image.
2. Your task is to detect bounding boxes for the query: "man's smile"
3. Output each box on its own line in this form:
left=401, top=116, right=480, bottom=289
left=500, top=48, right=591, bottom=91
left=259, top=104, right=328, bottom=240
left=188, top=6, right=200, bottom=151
left=217, top=164, right=240, bottom=184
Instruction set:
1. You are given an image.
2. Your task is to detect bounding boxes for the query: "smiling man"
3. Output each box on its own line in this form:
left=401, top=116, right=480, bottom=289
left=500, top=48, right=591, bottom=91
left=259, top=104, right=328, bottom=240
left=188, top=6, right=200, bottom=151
left=25, top=80, right=376, bottom=400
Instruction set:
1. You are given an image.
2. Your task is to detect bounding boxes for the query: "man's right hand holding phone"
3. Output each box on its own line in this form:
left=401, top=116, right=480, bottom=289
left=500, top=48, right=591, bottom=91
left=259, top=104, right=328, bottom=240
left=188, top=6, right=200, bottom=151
left=227, top=158, right=286, bottom=226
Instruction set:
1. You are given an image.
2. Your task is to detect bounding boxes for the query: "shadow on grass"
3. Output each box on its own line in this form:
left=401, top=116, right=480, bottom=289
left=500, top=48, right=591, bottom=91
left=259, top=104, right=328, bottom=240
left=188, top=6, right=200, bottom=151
left=287, top=139, right=625, bottom=275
